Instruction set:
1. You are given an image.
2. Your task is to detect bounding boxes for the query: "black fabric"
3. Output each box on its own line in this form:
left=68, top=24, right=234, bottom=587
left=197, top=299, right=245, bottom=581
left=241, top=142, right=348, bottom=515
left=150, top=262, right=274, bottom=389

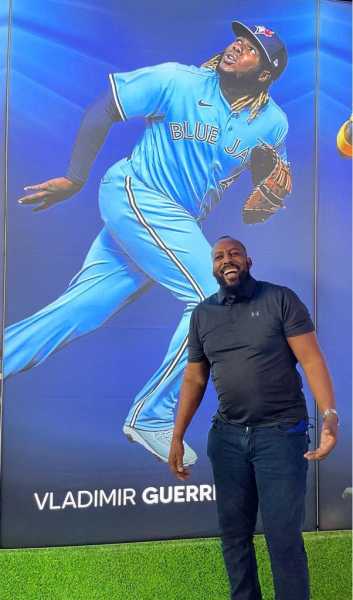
left=217, top=275, right=257, bottom=304
left=66, top=87, right=120, bottom=185
left=188, top=275, right=315, bottom=424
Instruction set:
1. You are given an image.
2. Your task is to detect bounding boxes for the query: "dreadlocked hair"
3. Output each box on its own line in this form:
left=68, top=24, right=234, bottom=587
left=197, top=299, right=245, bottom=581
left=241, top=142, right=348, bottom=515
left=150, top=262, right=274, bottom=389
left=201, top=53, right=269, bottom=122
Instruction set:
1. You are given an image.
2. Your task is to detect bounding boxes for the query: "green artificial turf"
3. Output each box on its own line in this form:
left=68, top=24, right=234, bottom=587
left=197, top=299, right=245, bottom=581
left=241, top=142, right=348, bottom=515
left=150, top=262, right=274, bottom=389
left=0, top=531, right=350, bottom=599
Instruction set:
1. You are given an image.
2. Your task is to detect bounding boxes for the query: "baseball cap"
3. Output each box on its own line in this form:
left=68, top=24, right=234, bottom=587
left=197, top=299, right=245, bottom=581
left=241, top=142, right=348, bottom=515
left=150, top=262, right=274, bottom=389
left=232, top=21, right=288, bottom=80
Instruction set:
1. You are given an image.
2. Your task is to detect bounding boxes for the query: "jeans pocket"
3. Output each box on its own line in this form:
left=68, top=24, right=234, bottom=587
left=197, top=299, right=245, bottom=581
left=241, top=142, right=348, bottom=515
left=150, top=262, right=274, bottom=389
left=278, top=420, right=308, bottom=434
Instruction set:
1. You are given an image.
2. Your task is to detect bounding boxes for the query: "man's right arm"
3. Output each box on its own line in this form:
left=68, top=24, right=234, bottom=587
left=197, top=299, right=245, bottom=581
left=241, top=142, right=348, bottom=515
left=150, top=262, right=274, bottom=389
left=18, top=88, right=121, bottom=211
left=168, top=359, right=210, bottom=481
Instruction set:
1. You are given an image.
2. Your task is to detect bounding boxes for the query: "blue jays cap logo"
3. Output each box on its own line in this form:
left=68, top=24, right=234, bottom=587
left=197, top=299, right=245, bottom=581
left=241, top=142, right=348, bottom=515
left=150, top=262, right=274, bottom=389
left=254, top=26, right=275, bottom=38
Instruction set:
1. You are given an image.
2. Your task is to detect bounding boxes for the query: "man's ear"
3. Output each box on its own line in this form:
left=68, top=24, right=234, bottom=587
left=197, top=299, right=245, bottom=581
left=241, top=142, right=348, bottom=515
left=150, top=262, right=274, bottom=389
left=247, top=257, right=253, bottom=269
left=258, top=69, right=271, bottom=83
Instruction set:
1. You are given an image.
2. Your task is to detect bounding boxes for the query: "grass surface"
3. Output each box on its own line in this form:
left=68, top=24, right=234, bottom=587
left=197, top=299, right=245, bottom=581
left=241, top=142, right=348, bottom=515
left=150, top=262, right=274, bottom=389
left=0, top=531, right=351, bottom=599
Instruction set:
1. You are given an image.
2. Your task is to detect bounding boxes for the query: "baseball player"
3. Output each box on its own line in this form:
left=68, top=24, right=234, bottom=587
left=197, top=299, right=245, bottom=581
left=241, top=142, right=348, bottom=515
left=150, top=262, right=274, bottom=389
left=4, top=21, right=291, bottom=465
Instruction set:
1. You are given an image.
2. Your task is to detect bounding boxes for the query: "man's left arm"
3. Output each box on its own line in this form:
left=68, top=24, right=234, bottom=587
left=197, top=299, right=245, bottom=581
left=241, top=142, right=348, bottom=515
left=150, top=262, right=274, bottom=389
left=287, top=331, right=338, bottom=461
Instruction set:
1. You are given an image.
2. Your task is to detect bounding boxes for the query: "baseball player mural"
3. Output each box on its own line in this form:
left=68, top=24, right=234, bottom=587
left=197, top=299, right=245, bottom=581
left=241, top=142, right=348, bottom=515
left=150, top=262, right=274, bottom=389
left=4, top=21, right=291, bottom=466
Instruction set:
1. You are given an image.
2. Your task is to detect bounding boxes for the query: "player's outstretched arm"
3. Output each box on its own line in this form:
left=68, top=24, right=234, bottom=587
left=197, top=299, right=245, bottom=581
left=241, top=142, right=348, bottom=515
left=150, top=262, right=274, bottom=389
left=18, top=87, right=121, bottom=212
left=18, top=177, right=83, bottom=212
left=169, top=360, right=210, bottom=481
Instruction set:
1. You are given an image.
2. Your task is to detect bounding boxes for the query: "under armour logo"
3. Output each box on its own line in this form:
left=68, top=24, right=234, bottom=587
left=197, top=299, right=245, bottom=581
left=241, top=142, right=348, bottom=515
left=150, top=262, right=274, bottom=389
left=198, top=100, right=213, bottom=107
left=251, top=311, right=260, bottom=318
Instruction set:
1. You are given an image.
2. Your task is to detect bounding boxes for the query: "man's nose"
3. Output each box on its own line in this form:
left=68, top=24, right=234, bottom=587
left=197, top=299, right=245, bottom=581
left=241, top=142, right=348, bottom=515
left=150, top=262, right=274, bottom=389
left=222, top=257, right=233, bottom=266
left=232, top=41, right=242, bottom=54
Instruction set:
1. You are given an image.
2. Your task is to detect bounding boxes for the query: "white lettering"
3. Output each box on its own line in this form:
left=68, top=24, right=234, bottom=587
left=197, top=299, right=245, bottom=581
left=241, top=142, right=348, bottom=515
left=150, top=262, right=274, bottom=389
left=207, top=126, right=219, bottom=144
left=185, top=485, right=199, bottom=502
left=169, top=122, right=183, bottom=140
left=33, top=492, right=50, bottom=511
left=62, top=491, right=77, bottom=510
left=194, top=122, right=208, bottom=142
left=142, top=487, right=159, bottom=505
left=33, top=484, right=216, bottom=511
left=78, top=491, right=93, bottom=509
left=199, top=484, right=213, bottom=501
left=100, top=489, right=117, bottom=507
left=123, top=488, right=136, bottom=506
left=174, top=486, right=186, bottom=503
left=159, top=486, right=173, bottom=504
left=49, top=492, right=62, bottom=511
left=169, top=121, right=219, bottom=144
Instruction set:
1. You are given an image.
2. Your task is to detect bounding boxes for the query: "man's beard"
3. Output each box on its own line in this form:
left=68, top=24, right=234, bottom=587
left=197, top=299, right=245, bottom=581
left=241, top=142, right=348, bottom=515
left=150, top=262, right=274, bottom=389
left=217, top=61, right=267, bottom=97
left=215, top=268, right=250, bottom=292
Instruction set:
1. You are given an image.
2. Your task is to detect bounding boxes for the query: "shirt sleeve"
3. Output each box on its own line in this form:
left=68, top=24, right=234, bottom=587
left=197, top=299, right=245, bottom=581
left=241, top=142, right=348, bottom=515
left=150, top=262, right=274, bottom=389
left=188, top=308, right=206, bottom=363
left=258, top=108, right=288, bottom=162
left=281, top=287, right=315, bottom=338
left=273, top=115, right=288, bottom=162
left=109, top=63, right=177, bottom=121
left=66, top=87, right=119, bottom=184
left=275, top=137, right=287, bottom=162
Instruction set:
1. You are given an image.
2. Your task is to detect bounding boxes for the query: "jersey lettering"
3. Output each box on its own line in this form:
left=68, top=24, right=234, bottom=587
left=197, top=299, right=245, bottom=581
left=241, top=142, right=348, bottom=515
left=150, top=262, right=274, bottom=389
left=224, top=137, right=250, bottom=164
left=169, top=121, right=219, bottom=144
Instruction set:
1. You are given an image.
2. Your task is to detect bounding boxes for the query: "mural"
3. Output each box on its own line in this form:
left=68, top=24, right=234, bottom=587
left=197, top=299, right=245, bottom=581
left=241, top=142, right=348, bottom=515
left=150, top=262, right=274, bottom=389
left=1, top=0, right=336, bottom=547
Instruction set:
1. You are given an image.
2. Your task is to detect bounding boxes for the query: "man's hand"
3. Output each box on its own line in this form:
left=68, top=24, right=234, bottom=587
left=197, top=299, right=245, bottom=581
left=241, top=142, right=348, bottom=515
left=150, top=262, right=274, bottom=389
left=18, top=177, right=83, bottom=212
left=304, top=416, right=338, bottom=461
left=168, top=436, right=191, bottom=481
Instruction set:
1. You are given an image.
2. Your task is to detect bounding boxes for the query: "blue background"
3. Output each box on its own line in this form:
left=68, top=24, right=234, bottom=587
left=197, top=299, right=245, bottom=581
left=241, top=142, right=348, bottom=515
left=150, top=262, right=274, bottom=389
left=0, top=0, right=349, bottom=547
left=317, top=0, right=352, bottom=530
left=0, top=1, right=9, bottom=354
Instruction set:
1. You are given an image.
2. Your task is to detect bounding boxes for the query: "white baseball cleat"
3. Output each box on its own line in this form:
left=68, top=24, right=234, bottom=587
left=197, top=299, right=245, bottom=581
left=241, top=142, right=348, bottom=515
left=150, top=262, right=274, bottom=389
left=123, top=425, right=198, bottom=466
left=342, top=487, right=352, bottom=499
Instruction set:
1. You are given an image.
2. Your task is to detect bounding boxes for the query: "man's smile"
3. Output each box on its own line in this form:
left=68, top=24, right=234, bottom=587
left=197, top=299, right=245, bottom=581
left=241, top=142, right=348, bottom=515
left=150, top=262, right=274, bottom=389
left=222, top=265, right=240, bottom=275
left=223, top=52, right=238, bottom=65
left=221, top=265, right=241, bottom=282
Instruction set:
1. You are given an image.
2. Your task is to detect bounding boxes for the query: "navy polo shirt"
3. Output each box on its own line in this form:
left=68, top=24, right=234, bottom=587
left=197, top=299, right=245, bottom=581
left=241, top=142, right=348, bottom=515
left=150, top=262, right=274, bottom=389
left=188, top=275, right=315, bottom=424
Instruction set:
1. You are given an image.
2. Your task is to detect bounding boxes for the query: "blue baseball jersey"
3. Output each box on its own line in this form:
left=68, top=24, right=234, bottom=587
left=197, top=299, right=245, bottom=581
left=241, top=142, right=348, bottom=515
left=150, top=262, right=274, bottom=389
left=109, top=63, right=288, bottom=219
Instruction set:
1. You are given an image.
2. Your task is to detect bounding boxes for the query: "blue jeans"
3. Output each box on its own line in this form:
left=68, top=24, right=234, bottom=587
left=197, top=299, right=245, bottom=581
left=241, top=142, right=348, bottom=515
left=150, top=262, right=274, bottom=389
left=207, top=416, right=309, bottom=600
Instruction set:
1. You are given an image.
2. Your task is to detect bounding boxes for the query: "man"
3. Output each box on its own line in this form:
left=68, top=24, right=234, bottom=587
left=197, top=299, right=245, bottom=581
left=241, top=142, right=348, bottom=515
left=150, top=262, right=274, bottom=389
left=169, top=236, right=338, bottom=600
left=5, top=22, right=291, bottom=465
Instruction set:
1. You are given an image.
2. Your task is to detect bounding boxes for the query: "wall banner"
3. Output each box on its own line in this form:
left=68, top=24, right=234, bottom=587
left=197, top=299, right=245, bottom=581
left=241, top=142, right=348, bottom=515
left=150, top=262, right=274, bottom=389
left=1, top=0, right=319, bottom=547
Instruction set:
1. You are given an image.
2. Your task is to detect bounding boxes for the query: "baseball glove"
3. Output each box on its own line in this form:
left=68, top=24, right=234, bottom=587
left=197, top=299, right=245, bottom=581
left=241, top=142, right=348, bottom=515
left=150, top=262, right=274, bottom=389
left=242, top=143, right=292, bottom=224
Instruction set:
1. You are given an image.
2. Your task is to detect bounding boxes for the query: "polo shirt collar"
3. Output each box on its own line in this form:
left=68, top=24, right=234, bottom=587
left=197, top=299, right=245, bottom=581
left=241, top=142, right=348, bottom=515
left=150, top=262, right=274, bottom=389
left=217, top=275, right=257, bottom=304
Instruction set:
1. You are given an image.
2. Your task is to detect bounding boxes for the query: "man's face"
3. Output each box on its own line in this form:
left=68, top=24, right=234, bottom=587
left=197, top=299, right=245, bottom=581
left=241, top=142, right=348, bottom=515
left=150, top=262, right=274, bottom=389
left=212, top=239, right=252, bottom=289
left=218, top=36, right=263, bottom=79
